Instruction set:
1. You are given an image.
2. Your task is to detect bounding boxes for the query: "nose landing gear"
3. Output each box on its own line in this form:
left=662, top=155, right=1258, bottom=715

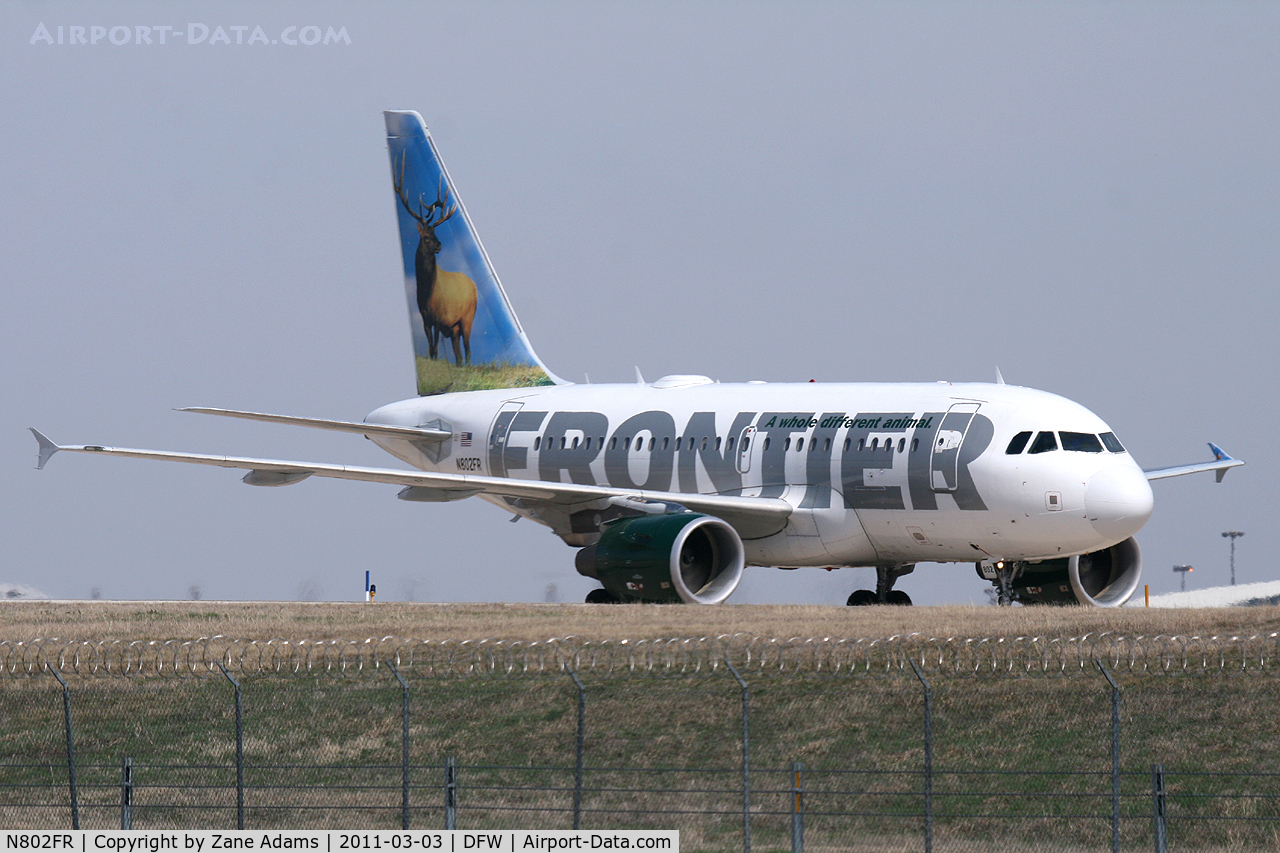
left=976, top=560, right=1023, bottom=606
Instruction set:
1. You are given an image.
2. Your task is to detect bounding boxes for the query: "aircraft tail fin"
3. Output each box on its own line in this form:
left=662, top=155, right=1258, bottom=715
left=384, top=111, right=561, bottom=396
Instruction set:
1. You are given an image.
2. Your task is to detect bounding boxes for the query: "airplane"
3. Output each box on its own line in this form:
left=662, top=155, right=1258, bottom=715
left=30, top=110, right=1244, bottom=607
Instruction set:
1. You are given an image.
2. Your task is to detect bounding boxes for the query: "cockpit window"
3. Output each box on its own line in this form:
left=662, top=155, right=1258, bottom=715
left=1028, top=431, right=1058, bottom=454
left=1060, top=432, right=1104, bottom=453
left=1005, top=431, right=1032, bottom=454
left=1100, top=432, right=1126, bottom=453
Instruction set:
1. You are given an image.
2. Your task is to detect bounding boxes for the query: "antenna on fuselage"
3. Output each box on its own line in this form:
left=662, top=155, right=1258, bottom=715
left=635, top=367, right=646, bottom=385
left=995, top=367, right=1006, bottom=385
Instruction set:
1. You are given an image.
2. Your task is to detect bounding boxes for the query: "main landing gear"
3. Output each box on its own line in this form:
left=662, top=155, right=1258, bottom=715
left=846, top=564, right=915, bottom=606
left=585, top=588, right=619, bottom=604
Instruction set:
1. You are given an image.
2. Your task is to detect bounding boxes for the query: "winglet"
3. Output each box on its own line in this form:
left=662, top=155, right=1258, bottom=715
left=1209, top=442, right=1236, bottom=483
left=29, top=428, right=61, bottom=470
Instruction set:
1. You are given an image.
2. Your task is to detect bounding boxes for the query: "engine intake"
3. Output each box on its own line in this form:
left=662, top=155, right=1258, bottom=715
left=1013, top=537, right=1143, bottom=607
left=575, top=513, right=745, bottom=604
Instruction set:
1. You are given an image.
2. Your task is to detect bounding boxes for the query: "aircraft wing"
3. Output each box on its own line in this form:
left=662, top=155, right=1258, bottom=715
left=29, top=429, right=790, bottom=539
left=1143, top=443, right=1243, bottom=483
left=177, top=407, right=451, bottom=443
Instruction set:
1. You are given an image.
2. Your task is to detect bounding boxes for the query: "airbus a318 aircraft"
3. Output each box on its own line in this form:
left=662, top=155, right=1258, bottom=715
left=32, top=111, right=1243, bottom=607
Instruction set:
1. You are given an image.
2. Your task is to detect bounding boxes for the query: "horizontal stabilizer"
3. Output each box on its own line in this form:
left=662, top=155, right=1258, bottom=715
left=180, top=408, right=451, bottom=443
left=1144, top=442, right=1244, bottom=482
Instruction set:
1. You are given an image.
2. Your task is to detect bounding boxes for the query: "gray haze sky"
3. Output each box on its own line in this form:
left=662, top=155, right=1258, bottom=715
left=4, top=2, right=1275, bottom=608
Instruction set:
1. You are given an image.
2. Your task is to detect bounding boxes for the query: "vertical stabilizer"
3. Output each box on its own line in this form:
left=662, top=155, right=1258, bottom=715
left=384, top=111, right=560, bottom=395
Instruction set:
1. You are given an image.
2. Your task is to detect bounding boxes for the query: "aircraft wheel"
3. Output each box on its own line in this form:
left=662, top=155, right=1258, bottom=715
left=887, top=590, right=913, bottom=606
left=585, top=588, right=616, bottom=604
left=846, top=589, right=877, bottom=607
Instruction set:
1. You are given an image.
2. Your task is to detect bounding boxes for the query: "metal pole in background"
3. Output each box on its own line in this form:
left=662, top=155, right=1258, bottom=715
left=909, top=661, right=933, bottom=853
left=1096, top=660, right=1121, bottom=853
left=565, top=667, right=586, bottom=830
left=389, top=664, right=411, bottom=830
left=46, top=664, right=79, bottom=830
left=725, top=660, right=751, bottom=853
left=217, top=662, right=244, bottom=830
left=120, top=757, right=134, bottom=829
left=1152, top=764, right=1167, bottom=853
left=790, top=761, right=804, bottom=853
left=1222, top=531, right=1244, bottom=585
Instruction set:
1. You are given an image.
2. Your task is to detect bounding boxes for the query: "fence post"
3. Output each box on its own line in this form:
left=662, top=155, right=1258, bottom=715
left=445, top=757, right=458, bottom=830
left=121, top=757, right=134, bottom=829
left=217, top=662, right=245, bottom=830
left=724, top=660, right=750, bottom=853
left=46, top=665, right=79, bottom=830
left=1095, top=660, right=1121, bottom=853
left=1152, top=764, right=1167, bottom=853
left=790, top=762, right=804, bottom=853
left=564, top=667, right=586, bottom=830
left=909, top=661, right=932, bottom=853
left=389, top=664, right=411, bottom=830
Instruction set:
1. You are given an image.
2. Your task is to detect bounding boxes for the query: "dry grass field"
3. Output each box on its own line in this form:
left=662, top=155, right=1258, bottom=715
left=4, top=601, right=1280, bottom=847
left=3, top=599, right=1280, bottom=643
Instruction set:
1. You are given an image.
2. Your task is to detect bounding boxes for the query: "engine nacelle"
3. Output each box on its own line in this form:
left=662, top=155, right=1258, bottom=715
left=575, top=513, right=745, bottom=604
left=1012, top=537, right=1143, bottom=607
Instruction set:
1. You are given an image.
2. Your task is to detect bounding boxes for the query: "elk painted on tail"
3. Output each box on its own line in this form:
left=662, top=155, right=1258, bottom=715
left=394, top=154, right=477, bottom=366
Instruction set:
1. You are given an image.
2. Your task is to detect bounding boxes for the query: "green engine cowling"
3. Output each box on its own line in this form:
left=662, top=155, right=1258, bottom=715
left=574, top=513, right=745, bottom=604
left=1011, top=537, right=1143, bottom=607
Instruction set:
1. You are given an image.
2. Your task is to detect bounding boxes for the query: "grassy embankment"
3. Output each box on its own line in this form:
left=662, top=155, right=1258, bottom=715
left=2, top=602, right=1279, bottom=849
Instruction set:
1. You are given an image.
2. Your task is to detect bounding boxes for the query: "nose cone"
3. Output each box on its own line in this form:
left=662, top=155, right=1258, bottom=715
left=1085, top=465, right=1154, bottom=542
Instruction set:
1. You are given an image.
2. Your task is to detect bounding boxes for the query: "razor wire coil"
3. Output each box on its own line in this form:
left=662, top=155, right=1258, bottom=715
left=3, top=632, right=1280, bottom=680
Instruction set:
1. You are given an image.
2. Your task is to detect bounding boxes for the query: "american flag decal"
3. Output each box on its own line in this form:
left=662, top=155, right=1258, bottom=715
left=459, top=432, right=472, bottom=447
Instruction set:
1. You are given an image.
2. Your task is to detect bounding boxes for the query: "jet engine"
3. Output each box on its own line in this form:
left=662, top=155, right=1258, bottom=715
left=575, top=513, right=745, bottom=604
left=1012, top=537, right=1143, bottom=607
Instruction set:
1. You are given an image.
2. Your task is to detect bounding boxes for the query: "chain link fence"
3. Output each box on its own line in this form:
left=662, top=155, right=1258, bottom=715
left=3, top=636, right=1279, bottom=851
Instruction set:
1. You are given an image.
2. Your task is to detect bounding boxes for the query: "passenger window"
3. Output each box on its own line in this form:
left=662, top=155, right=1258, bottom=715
left=715, top=437, right=721, bottom=451
left=534, top=436, right=541, bottom=451
left=843, top=438, right=851, bottom=452
left=1005, top=431, right=1032, bottom=455
left=783, top=438, right=791, bottom=451
left=796, top=438, right=804, bottom=451
left=1028, top=432, right=1058, bottom=454
left=741, top=437, right=750, bottom=452
left=560, top=436, right=567, bottom=450
left=609, top=437, right=616, bottom=451
left=1060, top=432, right=1103, bottom=453
left=727, top=436, right=736, bottom=452
left=911, top=439, right=918, bottom=452
left=1101, top=432, right=1126, bottom=453
left=825, top=438, right=831, bottom=452
left=763, top=437, right=771, bottom=451
left=898, top=438, right=905, bottom=453
left=662, top=437, right=669, bottom=451
left=702, top=437, right=708, bottom=451
left=648, top=437, right=655, bottom=451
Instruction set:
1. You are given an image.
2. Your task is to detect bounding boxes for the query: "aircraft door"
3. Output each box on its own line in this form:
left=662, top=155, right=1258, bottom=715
left=930, top=402, right=981, bottom=492
left=736, top=424, right=757, bottom=474
left=487, top=402, right=525, bottom=478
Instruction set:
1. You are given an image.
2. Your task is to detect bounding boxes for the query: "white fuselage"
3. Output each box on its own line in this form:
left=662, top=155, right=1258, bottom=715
left=365, top=378, right=1155, bottom=569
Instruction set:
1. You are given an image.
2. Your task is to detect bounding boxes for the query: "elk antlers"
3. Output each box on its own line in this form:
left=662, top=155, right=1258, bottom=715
left=393, top=152, right=457, bottom=228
